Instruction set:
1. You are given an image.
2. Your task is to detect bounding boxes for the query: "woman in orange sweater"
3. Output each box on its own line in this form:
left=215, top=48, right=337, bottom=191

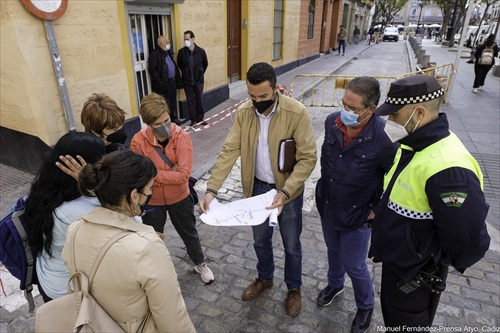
left=131, top=93, right=214, bottom=284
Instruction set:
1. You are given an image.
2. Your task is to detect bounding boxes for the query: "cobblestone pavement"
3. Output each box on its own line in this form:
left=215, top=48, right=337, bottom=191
left=1, top=39, right=499, bottom=332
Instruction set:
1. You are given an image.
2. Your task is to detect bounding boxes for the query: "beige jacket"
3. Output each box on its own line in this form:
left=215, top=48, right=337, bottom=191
left=207, top=93, right=317, bottom=201
left=61, top=207, right=195, bottom=333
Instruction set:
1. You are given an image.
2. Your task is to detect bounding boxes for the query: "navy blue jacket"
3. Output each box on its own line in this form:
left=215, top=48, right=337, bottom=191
left=370, top=114, right=491, bottom=282
left=315, top=112, right=398, bottom=231
left=177, top=44, right=208, bottom=85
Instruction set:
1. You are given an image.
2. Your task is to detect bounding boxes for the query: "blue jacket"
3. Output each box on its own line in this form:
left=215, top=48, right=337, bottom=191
left=315, top=112, right=398, bottom=231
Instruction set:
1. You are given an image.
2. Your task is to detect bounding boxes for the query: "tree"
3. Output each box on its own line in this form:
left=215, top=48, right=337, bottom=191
left=434, top=0, right=468, bottom=46
left=473, top=0, right=500, bottom=46
left=372, top=0, right=409, bottom=27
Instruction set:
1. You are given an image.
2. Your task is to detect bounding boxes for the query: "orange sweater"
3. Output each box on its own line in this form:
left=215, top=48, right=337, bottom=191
left=131, top=124, right=192, bottom=205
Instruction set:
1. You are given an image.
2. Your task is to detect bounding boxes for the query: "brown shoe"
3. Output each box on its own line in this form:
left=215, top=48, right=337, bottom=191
left=285, top=288, right=301, bottom=317
left=241, top=277, right=273, bottom=300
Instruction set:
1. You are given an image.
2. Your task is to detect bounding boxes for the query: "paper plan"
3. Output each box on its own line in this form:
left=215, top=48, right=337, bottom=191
left=200, top=189, right=279, bottom=226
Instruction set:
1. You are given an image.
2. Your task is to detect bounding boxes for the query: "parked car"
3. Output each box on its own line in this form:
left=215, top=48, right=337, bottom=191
left=383, top=27, right=399, bottom=42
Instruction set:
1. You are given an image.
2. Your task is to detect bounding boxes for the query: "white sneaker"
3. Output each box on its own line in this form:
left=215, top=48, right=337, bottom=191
left=472, top=88, right=478, bottom=93
left=478, top=86, right=483, bottom=90
left=194, top=263, right=214, bottom=284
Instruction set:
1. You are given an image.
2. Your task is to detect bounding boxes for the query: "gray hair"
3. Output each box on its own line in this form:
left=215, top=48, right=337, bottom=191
left=345, top=76, right=381, bottom=108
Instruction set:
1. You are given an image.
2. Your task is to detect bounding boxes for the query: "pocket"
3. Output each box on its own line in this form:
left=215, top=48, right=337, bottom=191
left=353, top=150, right=376, bottom=168
left=406, top=223, right=423, bottom=259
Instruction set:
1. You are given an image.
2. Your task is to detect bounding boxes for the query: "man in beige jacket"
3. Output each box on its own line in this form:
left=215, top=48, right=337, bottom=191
left=200, top=62, right=317, bottom=317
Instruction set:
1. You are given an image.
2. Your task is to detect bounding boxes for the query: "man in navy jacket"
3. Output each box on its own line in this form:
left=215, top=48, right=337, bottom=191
left=315, top=76, right=398, bottom=333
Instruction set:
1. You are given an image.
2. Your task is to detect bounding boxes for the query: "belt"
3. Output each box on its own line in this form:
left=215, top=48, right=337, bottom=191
left=254, top=177, right=276, bottom=189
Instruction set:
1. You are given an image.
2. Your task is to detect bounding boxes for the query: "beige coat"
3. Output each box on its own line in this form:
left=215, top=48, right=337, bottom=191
left=207, top=92, right=317, bottom=201
left=61, top=207, right=195, bottom=333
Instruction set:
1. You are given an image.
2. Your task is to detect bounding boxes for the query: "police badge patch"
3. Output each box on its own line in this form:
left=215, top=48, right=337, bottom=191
left=440, top=192, right=468, bottom=207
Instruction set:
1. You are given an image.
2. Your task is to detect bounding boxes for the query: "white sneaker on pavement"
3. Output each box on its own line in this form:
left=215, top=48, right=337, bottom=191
left=194, top=263, right=214, bottom=284
left=472, top=88, right=478, bottom=93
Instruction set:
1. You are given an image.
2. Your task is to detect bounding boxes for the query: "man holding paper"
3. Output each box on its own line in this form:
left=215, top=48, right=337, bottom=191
left=315, top=76, right=397, bottom=332
left=199, top=62, right=317, bottom=317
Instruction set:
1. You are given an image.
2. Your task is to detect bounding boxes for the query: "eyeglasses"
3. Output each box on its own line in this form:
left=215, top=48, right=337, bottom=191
left=337, top=99, right=369, bottom=114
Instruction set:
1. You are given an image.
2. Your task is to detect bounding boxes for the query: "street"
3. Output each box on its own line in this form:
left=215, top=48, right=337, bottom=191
left=1, top=38, right=499, bottom=332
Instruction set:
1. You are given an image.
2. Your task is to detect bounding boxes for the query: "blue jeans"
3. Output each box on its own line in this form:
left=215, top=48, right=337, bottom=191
left=321, top=222, right=374, bottom=309
left=338, top=40, right=346, bottom=54
left=251, top=182, right=304, bottom=290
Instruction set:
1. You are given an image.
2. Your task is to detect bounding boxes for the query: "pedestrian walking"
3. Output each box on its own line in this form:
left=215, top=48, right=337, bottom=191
left=315, top=76, right=397, bottom=333
left=199, top=62, right=317, bottom=317
left=131, top=93, right=215, bottom=284
left=177, top=30, right=208, bottom=126
left=354, top=26, right=360, bottom=45
left=148, top=35, right=184, bottom=125
left=338, top=25, right=347, bottom=55
left=472, top=34, right=498, bottom=93
left=370, top=74, right=491, bottom=330
left=366, top=28, right=373, bottom=45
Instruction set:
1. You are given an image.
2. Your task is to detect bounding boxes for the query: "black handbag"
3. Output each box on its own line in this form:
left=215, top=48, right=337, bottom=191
left=152, top=146, right=199, bottom=205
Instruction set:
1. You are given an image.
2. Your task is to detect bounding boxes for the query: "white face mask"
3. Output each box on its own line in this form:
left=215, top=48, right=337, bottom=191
left=384, top=107, right=419, bottom=142
left=184, top=40, right=191, bottom=48
left=165, top=44, right=170, bottom=51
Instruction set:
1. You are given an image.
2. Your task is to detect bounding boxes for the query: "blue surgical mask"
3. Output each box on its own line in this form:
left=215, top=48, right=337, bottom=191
left=340, top=106, right=369, bottom=127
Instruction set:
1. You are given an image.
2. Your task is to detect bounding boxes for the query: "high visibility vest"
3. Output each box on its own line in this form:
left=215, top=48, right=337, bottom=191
left=384, top=131, right=483, bottom=219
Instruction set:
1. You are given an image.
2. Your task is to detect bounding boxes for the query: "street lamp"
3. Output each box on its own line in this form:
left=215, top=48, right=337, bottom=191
left=416, top=1, right=425, bottom=34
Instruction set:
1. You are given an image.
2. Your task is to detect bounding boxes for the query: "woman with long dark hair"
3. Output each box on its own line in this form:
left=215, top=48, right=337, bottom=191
left=25, top=132, right=105, bottom=302
left=61, top=150, right=195, bottom=332
left=473, top=33, right=499, bottom=92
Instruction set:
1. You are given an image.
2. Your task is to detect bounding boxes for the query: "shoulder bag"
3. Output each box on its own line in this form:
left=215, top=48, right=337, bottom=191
left=35, top=224, right=128, bottom=333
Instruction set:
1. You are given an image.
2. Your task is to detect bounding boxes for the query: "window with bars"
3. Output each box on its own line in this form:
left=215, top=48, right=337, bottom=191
left=308, top=0, right=315, bottom=39
left=273, top=0, right=284, bottom=60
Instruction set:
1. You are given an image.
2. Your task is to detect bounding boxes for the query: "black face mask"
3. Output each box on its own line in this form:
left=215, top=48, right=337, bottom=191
left=106, top=127, right=127, bottom=144
left=252, top=98, right=276, bottom=114
left=139, top=192, right=152, bottom=215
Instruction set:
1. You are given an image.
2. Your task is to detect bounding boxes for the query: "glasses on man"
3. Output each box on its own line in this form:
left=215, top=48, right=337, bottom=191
left=336, top=99, right=369, bottom=114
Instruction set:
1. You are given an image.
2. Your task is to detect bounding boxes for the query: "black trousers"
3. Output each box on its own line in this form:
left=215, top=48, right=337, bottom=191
left=183, top=83, right=205, bottom=123
left=142, top=195, right=205, bottom=265
left=473, top=64, right=492, bottom=88
left=163, top=78, right=179, bottom=121
left=380, top=264, right=433, bottom=331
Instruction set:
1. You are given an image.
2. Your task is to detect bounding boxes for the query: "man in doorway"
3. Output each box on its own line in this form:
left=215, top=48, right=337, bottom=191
left=177, top=30, right=209, bottom=126
left=199, top=62, right=317, bottom=317
left=148, top=35, right=184, bottom=125
left=338, top=25, right=347, bottom=55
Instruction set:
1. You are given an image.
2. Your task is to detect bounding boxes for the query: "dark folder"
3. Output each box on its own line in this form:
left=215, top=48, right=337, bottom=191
left=278, top=138, right=297, bottom=173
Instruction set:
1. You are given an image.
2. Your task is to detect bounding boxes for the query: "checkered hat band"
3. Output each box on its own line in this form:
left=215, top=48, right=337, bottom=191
left=385, top=88, right=444, bottom=105
left=387, top=199, right=433, bottom=220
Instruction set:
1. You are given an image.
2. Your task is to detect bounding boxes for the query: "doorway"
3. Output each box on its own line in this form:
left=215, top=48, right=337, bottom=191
left=227, top=0, right=241, bottom=83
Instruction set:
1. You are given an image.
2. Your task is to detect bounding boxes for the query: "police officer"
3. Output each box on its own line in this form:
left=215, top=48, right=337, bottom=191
left=370, top=74, right=490, bottom=329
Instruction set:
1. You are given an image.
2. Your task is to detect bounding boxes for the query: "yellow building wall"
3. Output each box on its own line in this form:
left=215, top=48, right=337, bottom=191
left=245, top=1, right=301, bottom=70
left=0, top=0, right=133, bottom=146
left=174, top=0, right=227, bottom=92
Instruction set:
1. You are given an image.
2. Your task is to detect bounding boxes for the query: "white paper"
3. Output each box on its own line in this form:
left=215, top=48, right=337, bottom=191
left=200, top=189, right=279, bottom=226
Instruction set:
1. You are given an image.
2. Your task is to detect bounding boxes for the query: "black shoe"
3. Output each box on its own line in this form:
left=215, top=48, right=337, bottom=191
left=189, top=121, right=196, bottom=126
left=200, top=121, right=208, bottom=126
left=174, top=118, right=185, bottom=125
left=351, top=308, right=373, bottom=333
left=466, top=60, right=474, bottom=64
left=317, top=285, right=344, bottom=307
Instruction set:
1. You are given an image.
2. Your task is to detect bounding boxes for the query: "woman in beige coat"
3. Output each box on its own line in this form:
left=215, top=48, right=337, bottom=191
left=61, top=150, right=195, bottom=333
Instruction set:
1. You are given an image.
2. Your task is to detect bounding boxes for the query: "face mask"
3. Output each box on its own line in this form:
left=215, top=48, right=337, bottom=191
left=138, top=193, right=152, bottom=215
left=384, top=107, right=419, bottom=143
left=340, top=107, right=369, bottom=127
left=252, top=98, right=275, bottom=114
left=165, top=44, right=171, bottom=51
left=153, top=122, right=171, bottom=139
left=184, top=40, right=191, bottom=48
left=106, top=127, right=127, bottom=144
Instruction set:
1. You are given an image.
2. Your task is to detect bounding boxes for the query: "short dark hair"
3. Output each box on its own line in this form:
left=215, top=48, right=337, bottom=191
left=184, top=30, right=195, bottom=38
left=79, top=150, right=157, bottom=208
left=346, top=76, right=381, bottom=108
left=246, top=62, right=277, bottom=89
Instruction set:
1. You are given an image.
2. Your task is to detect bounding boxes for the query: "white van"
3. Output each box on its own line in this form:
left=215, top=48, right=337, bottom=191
left=383, top=27, right=399, bottom=42
left=454, top=26, right=478, bottom=46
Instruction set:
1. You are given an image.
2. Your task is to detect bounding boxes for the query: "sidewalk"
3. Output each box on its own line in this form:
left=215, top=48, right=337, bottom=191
left=1, top=39, right=499, bottom=332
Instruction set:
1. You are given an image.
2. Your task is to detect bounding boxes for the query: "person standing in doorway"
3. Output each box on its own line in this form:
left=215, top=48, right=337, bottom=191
left=353, top=26, right=361, bottom=45
left=199, top=62, right=317, bottom=317
left=315, top=76, right=397, bottom=333
left=149, top=35, right=184, bottom=125
left=338, top=25, right=347, bottom=56
left=177, top=30, right=208, bottom=126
